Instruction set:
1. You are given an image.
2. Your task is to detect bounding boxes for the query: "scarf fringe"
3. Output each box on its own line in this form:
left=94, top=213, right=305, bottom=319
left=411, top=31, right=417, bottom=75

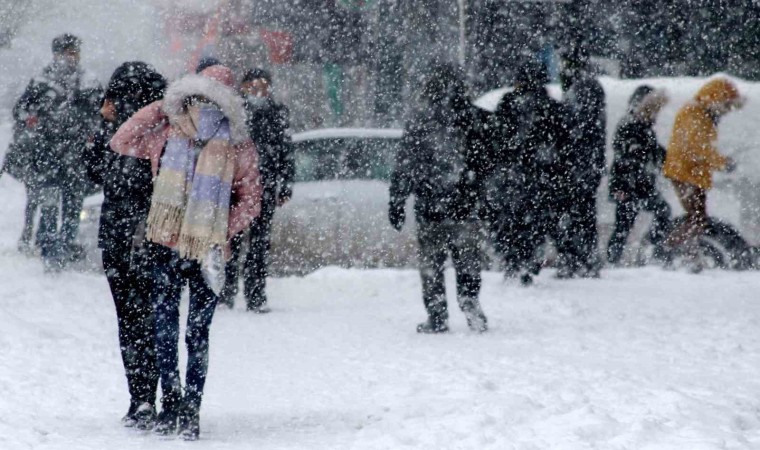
left=146, top=203, right=184, bottom=244
left=178, top=234, right=216, bottom=262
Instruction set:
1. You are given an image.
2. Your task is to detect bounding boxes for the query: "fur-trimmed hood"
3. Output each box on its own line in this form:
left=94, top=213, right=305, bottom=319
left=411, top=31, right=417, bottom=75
left=162, top=72, right=248, bottom=144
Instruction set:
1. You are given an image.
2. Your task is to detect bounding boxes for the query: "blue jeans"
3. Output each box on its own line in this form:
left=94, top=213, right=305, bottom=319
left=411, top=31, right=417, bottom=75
left=150, top=244, right=219, bottom=412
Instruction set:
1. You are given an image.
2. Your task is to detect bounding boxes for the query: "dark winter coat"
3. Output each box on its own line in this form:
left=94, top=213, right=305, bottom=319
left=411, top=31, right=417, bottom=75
left=13, top=61, right=102, bottom=190
left=609, top=117, right=666, bottom=201
left=562, top=75, right=606, bottom=188
left=244, top=96, right=294, bottom=211
left=83, top=62, right=165, bottom=250
left=390, top=98, right=490, bottom=223
left=493, top=87, right=570, bottom=194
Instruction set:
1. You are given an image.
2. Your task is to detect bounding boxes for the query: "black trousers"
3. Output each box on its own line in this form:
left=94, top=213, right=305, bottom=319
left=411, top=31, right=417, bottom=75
left=222, top=201, right=276, bottom=308
left=558, top=184, right=600, bottom=272
left=416, top=219, right=482, bottom=320
left=102, top=241, right=158, bottom=406
left=607, top=193, right=671, bottom=264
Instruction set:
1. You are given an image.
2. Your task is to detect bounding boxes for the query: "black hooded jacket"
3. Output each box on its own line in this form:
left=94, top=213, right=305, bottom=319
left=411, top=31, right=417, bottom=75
left=493, top=86, right=570, bottom=193
left=609, top=117, right=666, bottom=201
left=390, top=86, right=492, bottom=223
left=83, top=62, right=166, bottom=249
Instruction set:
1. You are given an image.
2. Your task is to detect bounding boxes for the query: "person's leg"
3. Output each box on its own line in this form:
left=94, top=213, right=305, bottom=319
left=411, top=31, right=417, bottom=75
left=450, top=221, right=487, bottom=331
left=150, top=245, right=184, bottom=433
left=641, top=192, right=672, bottom=259
left=59, top=187, right=85, bottom=259
left=606, top=199, right=639, bottom=265
left=20, top=184, right=39, bottom=249
left=576, top=185, right=600, bottom=274
left=243, top=205, right=275, bottom=311
left=180, top=261, right=220, bottom=440
left=102, top=244, right=143, bottom=421
left=129, top=245, right=159, bottom=411
left=416, top=220, right=449, bottom=332
left=219, top=231, right=244, bottom=308
left=37, top=187, right=61, bottom=268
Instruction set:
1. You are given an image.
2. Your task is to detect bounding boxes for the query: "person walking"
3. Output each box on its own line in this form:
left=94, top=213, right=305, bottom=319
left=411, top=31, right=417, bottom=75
left=662, top=78, right=744, bottom=272
left=13, top=34, right=102, bottom=269
left=558, top=47, right=606, bottom=278
left=110, top=65, right=262, bottom=440
left=389, top=64, right=488, bottom=334
left=219, top=68, right=294, bottom=312
left=606, top=85, right=671, bottom=265
left=490, top=58, right=570, bottom=285
left=83, top=62, right=167, bottom=429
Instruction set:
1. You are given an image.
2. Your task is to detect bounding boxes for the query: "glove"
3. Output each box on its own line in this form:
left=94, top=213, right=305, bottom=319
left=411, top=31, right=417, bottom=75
left=725, top=157, right=737, bottom=173
left=388, top=200, right=406, bottom=231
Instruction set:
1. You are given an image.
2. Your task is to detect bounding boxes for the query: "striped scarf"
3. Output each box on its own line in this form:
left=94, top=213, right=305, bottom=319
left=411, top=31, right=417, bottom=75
left=146, top=104, right=236, bottom=261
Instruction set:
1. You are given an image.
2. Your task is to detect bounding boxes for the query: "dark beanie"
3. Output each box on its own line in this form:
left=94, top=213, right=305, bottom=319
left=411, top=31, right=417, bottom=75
left=105, top=61, right=167, bottom=123
left=52, top=34, right=81, bottom=54
left=627, top=85, right=654, bottom=112
left=242, top=68, right=272, bottom=84
left=196, top=56, right=222, bottom=74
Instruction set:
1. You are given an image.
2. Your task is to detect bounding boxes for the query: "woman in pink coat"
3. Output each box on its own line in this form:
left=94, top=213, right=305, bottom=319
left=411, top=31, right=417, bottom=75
left=110, top=64, right=261, bottom=440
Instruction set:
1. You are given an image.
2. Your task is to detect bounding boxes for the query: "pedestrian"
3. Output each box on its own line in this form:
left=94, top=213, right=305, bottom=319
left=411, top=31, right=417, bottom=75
left=662, top=78, right=744, bottom=272
left=110, top=65, right=262, bottom=440
left=83, top=62, right=167, bottom=429
left=606, top=85, right=671, bottom=265
left=219, top=67, right=294, bottom=312
left=12, top=33, right=103, bottom=270
left=558, top=46, right=606, bottom=278
left=490, top=58, right=570, bottom=285
left=389, top=64, right=488, bottom=334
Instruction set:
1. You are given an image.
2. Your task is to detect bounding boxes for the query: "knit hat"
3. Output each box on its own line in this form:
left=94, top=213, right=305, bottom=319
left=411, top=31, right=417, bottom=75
left=52, top=34, right=81, bottom=54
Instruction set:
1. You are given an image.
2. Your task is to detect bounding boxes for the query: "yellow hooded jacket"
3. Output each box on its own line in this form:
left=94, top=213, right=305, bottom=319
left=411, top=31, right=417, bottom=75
left=663, top=78, right=739, bottom=189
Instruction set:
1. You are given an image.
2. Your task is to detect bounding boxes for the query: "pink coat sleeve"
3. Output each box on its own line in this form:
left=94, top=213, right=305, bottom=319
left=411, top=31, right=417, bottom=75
left=228, top=140, right=262, bottom=238
left=110, top=100, right=169, bottom=176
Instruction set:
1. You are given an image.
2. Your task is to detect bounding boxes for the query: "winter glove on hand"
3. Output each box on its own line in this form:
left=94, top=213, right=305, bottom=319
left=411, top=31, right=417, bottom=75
left=725, top=157, right=737, bottom=173
left=389, top=200, right=406, bottom=231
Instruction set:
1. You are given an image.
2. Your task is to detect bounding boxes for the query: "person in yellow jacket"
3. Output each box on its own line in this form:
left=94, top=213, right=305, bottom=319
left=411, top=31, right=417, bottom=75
left=662, top=77, right=745, bottom=270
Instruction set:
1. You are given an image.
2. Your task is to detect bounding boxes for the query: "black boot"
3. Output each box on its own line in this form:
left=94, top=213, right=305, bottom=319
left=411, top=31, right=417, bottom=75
left=178, top=400, right=200, bottom=441
left=134, top=402, right=157, bottom=431
left=154, top=394, right=181, bottom=435
left=121, top=400, right=139, bottom=427
left=416, top=314, right=449, bottom=334
left=462, top=300, right=488, bottom=333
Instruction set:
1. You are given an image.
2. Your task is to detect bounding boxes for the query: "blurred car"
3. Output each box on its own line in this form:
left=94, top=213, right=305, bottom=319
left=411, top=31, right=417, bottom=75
left=270, top=127, right=417, bottom=275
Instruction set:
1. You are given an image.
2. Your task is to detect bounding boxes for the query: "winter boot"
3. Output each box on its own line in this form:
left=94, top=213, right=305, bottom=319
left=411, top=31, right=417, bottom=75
left=121, top=400, right=140, bottom=427
left=416, top=314, right=449, bottom=334
left=178, top=403, right=200, bottom=441
left=247, top=298, right=271, bottom=314
left=154, top=394, right=181, bottom=436
left=519, top=271, right=534, bottom=287
left=134, top=402, right=157, bottom=431
left=463, top=302, right=488, bottom=333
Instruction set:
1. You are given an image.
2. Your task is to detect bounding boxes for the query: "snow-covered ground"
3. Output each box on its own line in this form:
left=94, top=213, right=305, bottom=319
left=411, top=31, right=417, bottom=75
left=2, top=125, right=760, bottom=449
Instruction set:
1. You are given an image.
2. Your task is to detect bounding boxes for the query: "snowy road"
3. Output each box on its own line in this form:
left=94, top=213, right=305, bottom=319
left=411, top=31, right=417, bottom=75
left=2, top=142, right=760, bottom=448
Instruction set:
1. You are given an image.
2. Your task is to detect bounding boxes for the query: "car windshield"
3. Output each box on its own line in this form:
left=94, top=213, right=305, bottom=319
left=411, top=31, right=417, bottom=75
left=293, top=137, right=400, bottom=182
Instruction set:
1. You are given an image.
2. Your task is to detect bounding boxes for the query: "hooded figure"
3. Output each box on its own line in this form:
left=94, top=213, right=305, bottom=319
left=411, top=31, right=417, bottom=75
left=488, top=57, right=570, bottom=285
left=82, top=61, right=167, bottom=430
left=110, top=64, right=262, bottom=440
left=606, top=85, right=671, bottom=265
left=557, top=46, right=607, bottom=278
left=662, top=78, right=744, bottom=271
left=389, top=63, right=488, bottom=334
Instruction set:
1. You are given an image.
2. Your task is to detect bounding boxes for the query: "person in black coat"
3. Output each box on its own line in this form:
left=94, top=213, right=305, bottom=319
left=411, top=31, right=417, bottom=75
left=490, top=58, right=571, bottom=285
left=606, top=85, right=671, bottom=264
left=13, top=34, right=103, bottom=269
left=83, top=61, right=166, bottom=429
left=389, top=64, right=489, bottom=334
left=219, top=68, right=294, bottom=312
left=557, top=47, right=607, bottom=278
